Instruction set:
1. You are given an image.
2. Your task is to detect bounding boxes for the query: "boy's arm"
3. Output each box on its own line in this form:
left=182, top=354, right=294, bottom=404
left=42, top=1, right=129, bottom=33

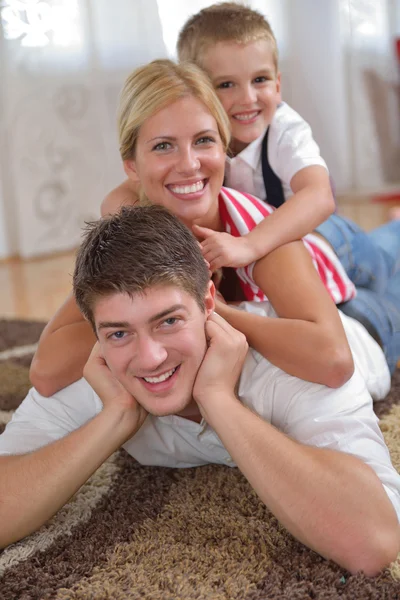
left=197, top=165, right=334, bottom=271
left=195, top=314, right=400, bottom=576
left=246, top=106, right=335, bottom=260
left=0, top=344, right=147, bottom=548
left=215, top=239, right=354, bottom=388
left=246, top=165, right=334, bottom=259
left=30, top=182, right=140, bottom=397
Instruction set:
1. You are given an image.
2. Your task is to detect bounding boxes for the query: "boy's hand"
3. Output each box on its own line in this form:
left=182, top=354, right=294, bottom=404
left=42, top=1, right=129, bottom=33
left=83, top=343, right=147, bottom=434
left=193, top=224, right=257, bottom=270
left=193, top=312, right=248, bottom=413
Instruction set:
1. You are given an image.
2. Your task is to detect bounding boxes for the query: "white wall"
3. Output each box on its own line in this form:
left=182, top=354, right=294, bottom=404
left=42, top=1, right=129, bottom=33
left=0, top=188, right=10, bottom=260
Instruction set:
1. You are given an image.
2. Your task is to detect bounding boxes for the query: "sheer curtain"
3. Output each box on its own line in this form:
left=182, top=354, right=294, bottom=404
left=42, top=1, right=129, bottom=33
left=0, top=0, right=398, bottom=258
left=266, top=0, right=399, bottom=194
left=0, top=0, right=167, bottom=258
left=339, top=0, right=399, bottom=189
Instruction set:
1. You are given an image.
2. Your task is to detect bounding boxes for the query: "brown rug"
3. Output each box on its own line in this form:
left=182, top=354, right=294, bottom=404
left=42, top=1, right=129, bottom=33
left=0, top=319, right=399, bottom=600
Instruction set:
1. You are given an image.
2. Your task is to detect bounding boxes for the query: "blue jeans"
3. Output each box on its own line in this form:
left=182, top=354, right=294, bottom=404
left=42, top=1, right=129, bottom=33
left=316, top=215, right=400, bottom=374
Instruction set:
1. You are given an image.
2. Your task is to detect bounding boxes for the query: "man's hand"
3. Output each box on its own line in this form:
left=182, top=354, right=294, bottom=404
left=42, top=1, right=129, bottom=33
left=83, top=343, right=147, bottom=435
left=193, top=312, right=248, bottom=414
left=193, top=224, right=257, bottom=270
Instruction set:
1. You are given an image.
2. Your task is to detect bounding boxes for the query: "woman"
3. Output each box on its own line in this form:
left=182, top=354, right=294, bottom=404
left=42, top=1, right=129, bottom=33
left=31, top=60, right=382, bottom=396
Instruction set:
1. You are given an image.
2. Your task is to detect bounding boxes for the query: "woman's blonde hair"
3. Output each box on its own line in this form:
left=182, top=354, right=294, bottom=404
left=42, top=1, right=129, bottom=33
left=118, top=59, right=231, bottom=162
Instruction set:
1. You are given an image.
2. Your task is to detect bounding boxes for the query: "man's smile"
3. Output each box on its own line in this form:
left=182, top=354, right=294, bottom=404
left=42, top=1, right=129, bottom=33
left=138, top=364, right=181, bottom=393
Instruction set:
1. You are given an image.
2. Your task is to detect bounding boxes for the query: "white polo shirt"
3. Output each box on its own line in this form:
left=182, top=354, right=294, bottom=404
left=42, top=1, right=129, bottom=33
left=224, top=102, right=328, bottom=202
left=0, top=303, right=398, bottom=519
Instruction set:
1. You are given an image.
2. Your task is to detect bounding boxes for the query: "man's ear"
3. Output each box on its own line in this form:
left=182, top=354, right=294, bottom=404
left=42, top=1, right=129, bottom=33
left=204, top=280, right=216, bottom=316
left=123, top=159, right=140, bottom=183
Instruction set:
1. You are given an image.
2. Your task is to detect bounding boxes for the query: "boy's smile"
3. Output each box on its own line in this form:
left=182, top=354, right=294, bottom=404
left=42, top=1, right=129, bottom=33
left=201, top=39, right=281, bottom=154
left=94, top=284, right=214, bottom=419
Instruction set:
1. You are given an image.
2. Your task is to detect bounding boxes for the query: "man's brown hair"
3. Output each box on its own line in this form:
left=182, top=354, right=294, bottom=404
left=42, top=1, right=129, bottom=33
left=73, top=206, right=210, bottom=331
left=177, top=2, right=278, bottom=72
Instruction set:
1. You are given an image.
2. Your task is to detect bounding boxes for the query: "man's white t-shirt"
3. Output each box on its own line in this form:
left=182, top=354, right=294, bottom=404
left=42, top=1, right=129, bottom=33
left=224, top=102, right=327, bottom=202
left=0, top=302, right=398, bottom=519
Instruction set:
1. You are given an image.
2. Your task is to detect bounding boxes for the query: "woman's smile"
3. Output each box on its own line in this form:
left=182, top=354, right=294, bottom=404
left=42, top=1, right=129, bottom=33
left=125, top=96, right=225, bottom=230
left=167, top=178, right=208, bottom=199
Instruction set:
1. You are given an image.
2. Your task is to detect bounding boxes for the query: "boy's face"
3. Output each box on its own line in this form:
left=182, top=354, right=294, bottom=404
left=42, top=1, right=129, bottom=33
left=201, top=40, right=281, bottom=152
left=94, top=283, right=214, bottom=419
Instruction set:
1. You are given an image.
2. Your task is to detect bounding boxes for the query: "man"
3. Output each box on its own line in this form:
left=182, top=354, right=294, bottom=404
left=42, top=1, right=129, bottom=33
left=0, top=206, right=399, bottom=575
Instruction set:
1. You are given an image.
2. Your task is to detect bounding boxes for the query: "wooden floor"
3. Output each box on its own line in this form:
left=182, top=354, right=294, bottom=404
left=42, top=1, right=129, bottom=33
left=0, top=251, right=76, bottom=321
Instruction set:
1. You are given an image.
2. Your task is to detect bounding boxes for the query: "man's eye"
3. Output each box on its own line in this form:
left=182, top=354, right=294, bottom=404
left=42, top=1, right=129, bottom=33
left=153, top=142, right=171, bottom=151
left=254, top=76, right=268, bottom=83
left=217, top=81, right=233, bottom=89
left=164, top=317, right=178, bottom=326
left=110, top=331, right=126, bottom=340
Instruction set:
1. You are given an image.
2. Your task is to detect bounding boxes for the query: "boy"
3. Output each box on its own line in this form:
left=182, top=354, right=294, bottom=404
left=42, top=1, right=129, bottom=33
left=176, top=2, right=336, bottom=270
left=102, top=3, right=335, bottom=273
left=0, top=206, right=399, bottom=574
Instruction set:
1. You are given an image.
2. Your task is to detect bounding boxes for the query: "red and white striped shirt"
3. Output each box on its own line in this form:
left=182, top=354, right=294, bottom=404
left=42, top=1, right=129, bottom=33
left=218, top=187, right=356, bottom=304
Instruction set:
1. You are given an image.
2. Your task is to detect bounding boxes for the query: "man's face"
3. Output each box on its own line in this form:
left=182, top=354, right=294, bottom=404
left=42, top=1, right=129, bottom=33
left=94, top=284, right=214, bottom=418
left=201, top=39, right=281, bottom=153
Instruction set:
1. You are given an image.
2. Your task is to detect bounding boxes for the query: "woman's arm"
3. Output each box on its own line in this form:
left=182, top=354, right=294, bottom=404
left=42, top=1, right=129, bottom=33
left=30, top=293, right=96, bottom=396
left=30, top=183, right=140, bottom=397
left=101, top=178, right=140, bottom=217
left=216, top=240, right=354, bottom=387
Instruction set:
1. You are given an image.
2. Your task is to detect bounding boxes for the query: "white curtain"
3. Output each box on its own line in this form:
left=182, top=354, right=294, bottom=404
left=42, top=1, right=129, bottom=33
left=0, top=0, right=398, bottom=258
left=282, top=0, right=399, bottom=194
left=0, top=0, right=167, bottom=258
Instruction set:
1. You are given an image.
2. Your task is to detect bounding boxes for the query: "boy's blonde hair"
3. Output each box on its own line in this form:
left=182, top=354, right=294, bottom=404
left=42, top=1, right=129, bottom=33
left=177, top=2, right=278, bottom=72
left=118, top=59, right=231, bottom=162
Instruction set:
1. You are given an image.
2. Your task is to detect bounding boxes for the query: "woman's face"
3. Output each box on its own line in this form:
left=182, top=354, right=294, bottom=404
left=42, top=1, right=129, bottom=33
left=125, top=96, right=226, bottom=229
